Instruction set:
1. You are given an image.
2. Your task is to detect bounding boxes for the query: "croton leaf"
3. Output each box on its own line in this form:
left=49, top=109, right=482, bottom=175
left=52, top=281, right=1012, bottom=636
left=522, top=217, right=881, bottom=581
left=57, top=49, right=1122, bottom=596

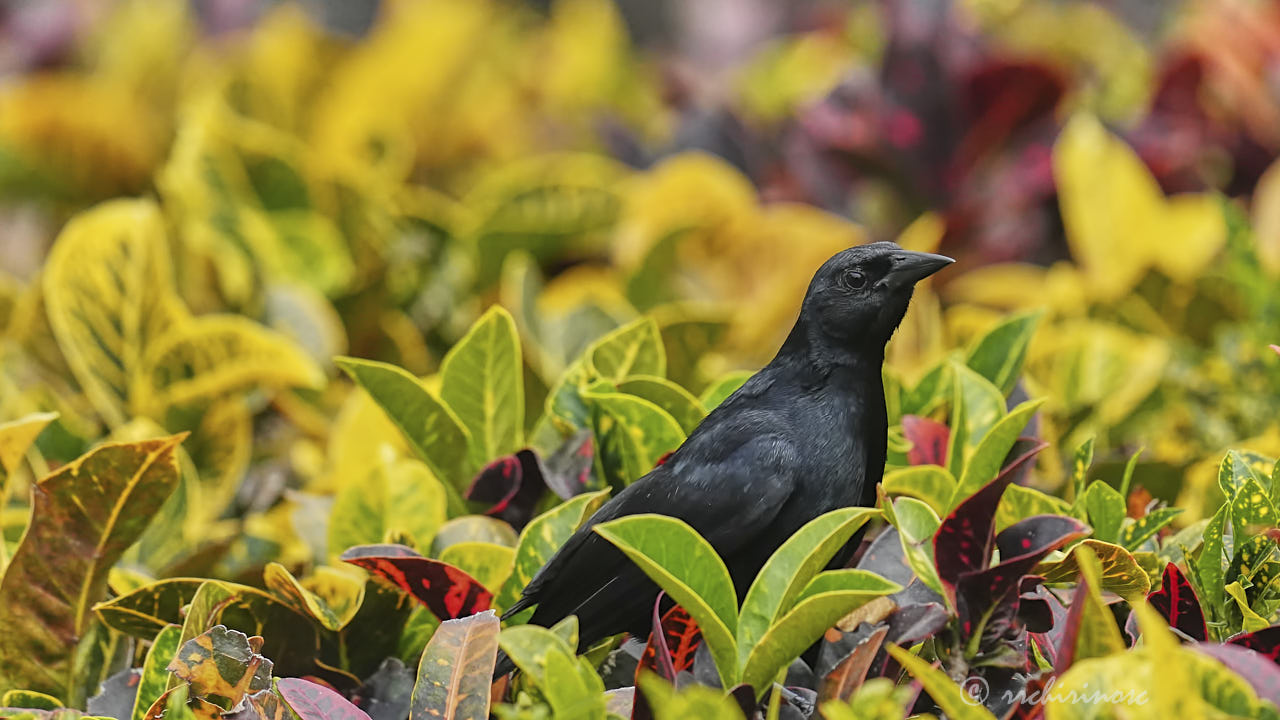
left=1191, top=643, right=1280, bottom=708
left=901, top=415, right=949, bottom=467
left=637, top=593, right=703, bottom=684
left=0, top=411, right=57, bottom=495
left=881, top=465, right=955, bottom=517
left=1036, top=539, right=1151, bottom=601
left=465, top=449, right=546, bottom=530
left=1055, top=546, right=1125, bottom=671
left=340, top=545, right=492, bottom=621
left=439, top=305, right=524, bottom=470
left=1228, top=625, right=1280, bottom=663
left=167, top=625, right=272, bottom=708
left=278, top=678, right=372, bottom=720
left=963, top=310, right=1041, bottom=396
left=934, top=441, right=1048, bottom=604
left=131, top=625, right=181, bottom=720
left=954, top=516, right=1088, bottom=649
left=409, top=611, right=499, bottom=720
left=0, top=435, right=184, bottom=704
left=1148, top=562, right=1208, bottom=641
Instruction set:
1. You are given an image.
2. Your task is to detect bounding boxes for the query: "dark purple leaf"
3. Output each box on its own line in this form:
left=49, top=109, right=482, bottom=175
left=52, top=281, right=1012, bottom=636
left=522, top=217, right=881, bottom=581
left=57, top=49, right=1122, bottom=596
left=1229, top=625, right=1280, bottom=664
left=465, top=450, right=546, bottom=530
left=1193, top=643, right=1280, bottom=706
left=1028, top=586, right=1069, bottom=667
left=278, top=677, right=373, bottom=720
left=1149, top=563, right=1208, bottom=642
left=86, top=668, right=140, bottom=720
left=340, top=546, right=491, bottom=620
left=934, top=442, right=1049, bottom=601
left=902, top=415, right=949, bottom=466
left=1016, top=576, right=1053, bottom=634
left=817, top=625, right=888, bottom=702
left=351, top=658, right=414, bottom=720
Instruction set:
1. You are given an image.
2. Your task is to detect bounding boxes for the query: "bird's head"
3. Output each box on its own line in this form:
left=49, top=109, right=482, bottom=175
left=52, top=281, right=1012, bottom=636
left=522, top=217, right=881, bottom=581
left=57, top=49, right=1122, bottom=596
left=789, top=242, right=954, bottom=363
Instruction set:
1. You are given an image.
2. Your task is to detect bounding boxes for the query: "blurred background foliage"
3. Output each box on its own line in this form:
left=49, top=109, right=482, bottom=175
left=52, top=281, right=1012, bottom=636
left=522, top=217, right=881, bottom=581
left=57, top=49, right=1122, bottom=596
left=3, top=0, right=1280, bottom=589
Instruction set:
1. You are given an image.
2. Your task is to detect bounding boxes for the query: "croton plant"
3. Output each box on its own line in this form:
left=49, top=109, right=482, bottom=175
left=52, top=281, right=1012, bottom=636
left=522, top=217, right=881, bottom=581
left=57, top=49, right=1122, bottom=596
left=1, top=299, right=1278, bottom=720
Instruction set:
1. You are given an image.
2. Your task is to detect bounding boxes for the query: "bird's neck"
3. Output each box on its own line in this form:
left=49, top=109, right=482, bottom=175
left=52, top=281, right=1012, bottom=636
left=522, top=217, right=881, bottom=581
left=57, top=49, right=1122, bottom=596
left=776, top=317, right=886, bottom=382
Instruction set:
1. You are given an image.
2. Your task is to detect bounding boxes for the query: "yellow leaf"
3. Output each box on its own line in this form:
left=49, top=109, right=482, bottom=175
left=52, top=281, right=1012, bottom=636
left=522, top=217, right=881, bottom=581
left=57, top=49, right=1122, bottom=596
left=137, top=315, right=324, bottom=415
left=43, top=199, right=190, bottom=427
left=1054, top=114, right=1225, bottom=300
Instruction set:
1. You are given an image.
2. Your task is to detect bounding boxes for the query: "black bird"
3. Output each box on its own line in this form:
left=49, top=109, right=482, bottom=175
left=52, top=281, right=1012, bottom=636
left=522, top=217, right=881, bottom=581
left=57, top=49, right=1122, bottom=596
left=498, top=242, right=952, bottom=673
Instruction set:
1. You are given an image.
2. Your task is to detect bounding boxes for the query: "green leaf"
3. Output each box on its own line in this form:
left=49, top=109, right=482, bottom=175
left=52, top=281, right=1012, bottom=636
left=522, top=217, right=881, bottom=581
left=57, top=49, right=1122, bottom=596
left=584, top=389, right=685, bottom=488
left=1225, top=582, right=1271, bottom=633
left=438, top=542, right=516, bottom=595
left=639, top=675, right=746, bottom=720
left=1083, top=480, right=1127, bottom=543
left=945, top=363, right=1006, bottom=483
left=1036, top=539, right=1151, bottom=602
left=130, top=625, right=181, bottom=720
left=440, top=306, right=524, bottom=468
left=0, top=436, right=184, bottom=704
left=547, top=318, right=666, bottom=431
left=737, top=508, right=879, bottom=672
left=739, top=569, right=900, bottom=693
left=880, top=465, right=956, bottom=516
left=1219, top=450, right=1274, bottom=500
left=1070, top=437, right=1095, bottom=504
left=336, top=357, right=473, bottom=493
left=1117, top=448, right=1144, bottom=501
left=328, top=458, right=449, bottom=559
left=951, top=398, right=1044, bottom=506
left=886, top=645, right=999, bottom=720
left=594, top=514, right=740, bottom=689
left=1120, top=508, right=1183, bottom=550
left=542, top=648, right=606, bottom=719
left=617, top=375, right=706, bottom=435
left=882, top=497, right=946, bottom=598
left=168, top=581, right=234, bottom=691
left=1196, top=504, right=1230, bottom=631
left=498, top=622, right=573, bottom=687
left=964, top=310, right=1041, bottom=395
left=412, top=611, right=500, bottom=720
left=2, top=690, right=62, bottom=710
left=498, top=490, right=610, bottom=610
left=1229, top=474, right=1279, bottom=543
left=995, top=485, right=1072, bottom=533
left=698, top=371, right=752, bottom=410
left=902, top=357, right=954, bottom=417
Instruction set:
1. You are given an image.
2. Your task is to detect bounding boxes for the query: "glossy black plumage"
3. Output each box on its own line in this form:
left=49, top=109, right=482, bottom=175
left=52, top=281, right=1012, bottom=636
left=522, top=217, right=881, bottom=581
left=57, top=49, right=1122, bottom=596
left=497, top=242, right=952, bottom=674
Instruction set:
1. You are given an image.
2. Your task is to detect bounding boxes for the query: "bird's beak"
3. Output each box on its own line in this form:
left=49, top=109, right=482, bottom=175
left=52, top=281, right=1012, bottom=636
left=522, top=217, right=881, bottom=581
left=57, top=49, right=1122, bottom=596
left=882, top=251, right=954, bottom=290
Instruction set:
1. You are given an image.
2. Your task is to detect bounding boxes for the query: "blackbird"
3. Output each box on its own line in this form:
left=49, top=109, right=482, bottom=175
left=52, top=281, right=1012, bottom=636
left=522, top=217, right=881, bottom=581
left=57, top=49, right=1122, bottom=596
left=497, top=242, right=952, bottom=674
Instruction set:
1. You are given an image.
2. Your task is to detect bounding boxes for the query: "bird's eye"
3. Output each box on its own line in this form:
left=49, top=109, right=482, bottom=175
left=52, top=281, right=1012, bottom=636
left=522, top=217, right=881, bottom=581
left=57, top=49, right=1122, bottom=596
left=843, top=270, right=867, bottom=290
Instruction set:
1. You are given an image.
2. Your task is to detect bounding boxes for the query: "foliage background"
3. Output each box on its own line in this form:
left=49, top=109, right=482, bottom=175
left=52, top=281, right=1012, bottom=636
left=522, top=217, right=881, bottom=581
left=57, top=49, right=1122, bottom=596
left=3, top=0, right=1280, bottom=718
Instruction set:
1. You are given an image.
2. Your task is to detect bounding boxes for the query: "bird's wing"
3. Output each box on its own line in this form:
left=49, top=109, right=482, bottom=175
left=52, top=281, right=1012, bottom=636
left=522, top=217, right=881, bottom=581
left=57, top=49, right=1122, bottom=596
left=509, top=432, right=798, bottom=624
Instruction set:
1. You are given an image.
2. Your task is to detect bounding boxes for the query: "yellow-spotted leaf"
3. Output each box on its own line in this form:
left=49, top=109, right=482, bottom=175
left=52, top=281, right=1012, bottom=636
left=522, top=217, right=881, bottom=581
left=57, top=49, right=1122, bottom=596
left=584, top=388, right=685, bottom=488
left=547, top=317, right=667, bottom=431
left=0, top=435, right=184, bottom=702
left=618, top=375, right=706, bottom=435
left=131, top=625, right=181, bottom=720
left=167, top=625, right=272, bottom=707
left=412, top=611, right=501, bottom=720
left=699, top=371, right=753, bottom=410
left=1036, top=539, right=1151, bottom=602
left=138, top=315, right=323, bottom=414
left=440, top=305, right=523, bottom=468
left=42, top=199, right=189, bottom=426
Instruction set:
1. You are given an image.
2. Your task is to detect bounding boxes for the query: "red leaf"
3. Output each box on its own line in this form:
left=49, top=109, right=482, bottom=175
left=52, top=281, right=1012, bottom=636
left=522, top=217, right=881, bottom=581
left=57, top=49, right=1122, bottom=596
left=277, top=678, right=372, bottom=720
left=1149, top=563, right=1208, bottom=642
left=466, top=450, right=546, bottom=529
left=340, top=545, right=491, bottom=620
left=1229, top=625, right=1280, bottom=664
left=902, top=415, right=949, bottom=466
left=933, top=441, right=1048, bottom=603
left=542, top=429, right=595, bottom=500
left=636, top=593, right=702, bottom=685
